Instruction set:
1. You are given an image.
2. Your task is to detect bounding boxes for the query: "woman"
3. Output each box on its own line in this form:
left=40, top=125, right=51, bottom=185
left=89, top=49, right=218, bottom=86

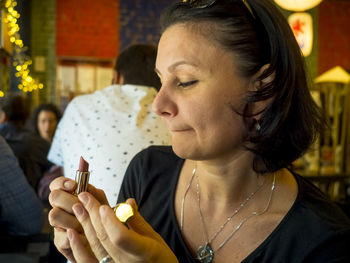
left=30, top=103, right=63, bottom=200
left=48, top=0, right=350, bottom=262
left=31, top=103, right=61, bottom=143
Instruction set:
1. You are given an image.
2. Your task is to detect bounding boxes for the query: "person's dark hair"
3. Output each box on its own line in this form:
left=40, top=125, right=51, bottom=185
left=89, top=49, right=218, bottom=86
left=30, top=103, right=62, bottom=136
left=161, top=0, right=324, bottom=173
left=0, top=92, right=29, bottom=125
left=115, top=44, right=161, bottom=91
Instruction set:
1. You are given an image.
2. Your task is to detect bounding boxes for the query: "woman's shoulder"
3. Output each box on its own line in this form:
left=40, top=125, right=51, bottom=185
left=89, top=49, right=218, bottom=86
left=275, top=172, right=350, bottom=258
left=286, top=175, right=350, bottom=261
left=244, top=172, right=350, bottom=262
left=293, top=172, right=350, bottom=228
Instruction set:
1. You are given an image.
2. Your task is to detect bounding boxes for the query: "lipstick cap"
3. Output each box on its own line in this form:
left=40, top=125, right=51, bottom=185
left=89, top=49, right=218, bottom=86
left=114, top=203, right=134, bottom=223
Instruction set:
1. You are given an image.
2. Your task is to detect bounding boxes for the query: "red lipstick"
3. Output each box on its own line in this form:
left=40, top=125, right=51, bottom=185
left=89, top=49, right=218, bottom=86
left=74, top=156, right=90, bottom=195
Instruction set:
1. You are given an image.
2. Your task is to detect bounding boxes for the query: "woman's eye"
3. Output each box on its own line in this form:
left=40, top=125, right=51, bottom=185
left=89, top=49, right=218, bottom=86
left=177, top=80, right=198, bottom=88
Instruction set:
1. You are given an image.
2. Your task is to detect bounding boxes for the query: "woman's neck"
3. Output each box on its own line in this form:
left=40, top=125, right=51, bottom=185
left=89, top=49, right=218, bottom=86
left=191, top=152, right=267, bottom=207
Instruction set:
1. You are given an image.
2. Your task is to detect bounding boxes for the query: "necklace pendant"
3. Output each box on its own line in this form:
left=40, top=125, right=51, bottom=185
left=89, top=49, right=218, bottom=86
left=197, top=243, right=214, bottom=263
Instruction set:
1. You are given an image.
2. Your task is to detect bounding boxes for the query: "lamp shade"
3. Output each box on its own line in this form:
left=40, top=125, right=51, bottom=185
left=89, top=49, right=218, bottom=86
left=314, top=66, right=350, bottom=84
left=274, top=0, right=323, bottom=11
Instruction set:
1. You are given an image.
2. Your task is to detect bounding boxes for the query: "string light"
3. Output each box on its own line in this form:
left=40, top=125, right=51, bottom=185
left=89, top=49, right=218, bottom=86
left=0, top=0, right=44, bottom=97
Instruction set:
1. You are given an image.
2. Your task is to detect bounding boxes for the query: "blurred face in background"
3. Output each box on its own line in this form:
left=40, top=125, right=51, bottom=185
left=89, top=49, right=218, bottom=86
left=37, top=110, right=58, bottom=142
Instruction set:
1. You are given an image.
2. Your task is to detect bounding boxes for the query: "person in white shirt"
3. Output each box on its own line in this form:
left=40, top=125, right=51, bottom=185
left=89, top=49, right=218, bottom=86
left=48, top=44, right=171, bottom=205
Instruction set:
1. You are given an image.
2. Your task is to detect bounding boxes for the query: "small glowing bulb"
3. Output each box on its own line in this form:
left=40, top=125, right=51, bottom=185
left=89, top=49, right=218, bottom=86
left=38, top=84, right=44, bottom=89
left=16, top=65, right=22, bottom=71
left=0, top=91, right=4, bottom=97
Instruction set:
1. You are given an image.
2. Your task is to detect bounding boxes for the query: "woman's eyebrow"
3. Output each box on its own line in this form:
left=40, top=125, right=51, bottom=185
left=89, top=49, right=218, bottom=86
left=155, top=60, right=199, bottom=76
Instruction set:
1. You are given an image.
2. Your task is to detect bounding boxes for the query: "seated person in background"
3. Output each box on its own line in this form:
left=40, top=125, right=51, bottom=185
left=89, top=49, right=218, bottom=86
left=0, top=93, right=53, bottom=190
left=48, top=43, right=171, bottom=205
left=29, top=103, right=63, bottom=201
left=49, top=0, right=350, bottom=262
left=0, top=134, right=43, bottom=236
left=30, top=103, right=62, bottom=143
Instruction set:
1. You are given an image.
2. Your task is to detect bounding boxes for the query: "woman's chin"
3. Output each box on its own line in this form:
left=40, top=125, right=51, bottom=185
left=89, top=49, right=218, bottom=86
left=171, top=143, right=199, bottom=160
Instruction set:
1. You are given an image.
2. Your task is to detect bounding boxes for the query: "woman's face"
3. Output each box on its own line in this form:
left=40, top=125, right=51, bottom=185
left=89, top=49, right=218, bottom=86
left=37, top=110, right=57, bottom=142
left=154, top=24, right=252, bottom=161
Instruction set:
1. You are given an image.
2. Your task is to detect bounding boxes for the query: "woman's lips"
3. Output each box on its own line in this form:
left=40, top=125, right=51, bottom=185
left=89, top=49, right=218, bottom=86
left=170, top=128, right=192, bottom=132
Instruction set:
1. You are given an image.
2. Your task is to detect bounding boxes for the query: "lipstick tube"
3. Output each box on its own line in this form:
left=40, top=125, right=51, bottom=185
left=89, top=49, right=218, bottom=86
left=74, top=156, right=90, bottom=195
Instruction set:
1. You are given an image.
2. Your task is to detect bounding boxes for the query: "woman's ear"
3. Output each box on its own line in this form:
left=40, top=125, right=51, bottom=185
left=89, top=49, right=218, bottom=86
left=248, top=64, right=275, bottom=119
left=252, top=64, right=275, bottom=91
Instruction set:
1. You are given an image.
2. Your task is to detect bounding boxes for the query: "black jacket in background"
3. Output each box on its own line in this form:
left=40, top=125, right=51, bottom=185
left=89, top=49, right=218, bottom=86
left=0, top=122, right=53, bottom=190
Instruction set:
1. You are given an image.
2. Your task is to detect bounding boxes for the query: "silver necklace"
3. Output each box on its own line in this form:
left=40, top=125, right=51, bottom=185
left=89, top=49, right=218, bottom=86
left=180, top=167, right=276, bottom=263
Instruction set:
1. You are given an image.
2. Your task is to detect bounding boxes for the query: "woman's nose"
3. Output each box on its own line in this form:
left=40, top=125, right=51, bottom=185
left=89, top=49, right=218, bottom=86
left=152, top=86, right=177, bottom=118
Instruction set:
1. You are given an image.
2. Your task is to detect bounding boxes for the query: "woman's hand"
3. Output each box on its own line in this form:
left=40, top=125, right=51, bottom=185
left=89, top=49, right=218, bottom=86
left=68, top=193, right=179, bottom=263
left=48, top=176, right=109, bottom=262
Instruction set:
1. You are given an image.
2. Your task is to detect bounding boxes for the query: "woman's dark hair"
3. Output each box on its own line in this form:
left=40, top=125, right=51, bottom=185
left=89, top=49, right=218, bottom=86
left=160, top=0, right=324, bottom=173
left=115, top=44, right=161, bottom=91
left=31, top=103, right=62, bottom=136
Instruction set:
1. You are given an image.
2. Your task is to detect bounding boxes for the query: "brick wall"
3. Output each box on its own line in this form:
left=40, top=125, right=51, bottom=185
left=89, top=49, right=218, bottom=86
left=318, top=0, right=350, bottom=74
left=56, top=0, right=119, bottom=58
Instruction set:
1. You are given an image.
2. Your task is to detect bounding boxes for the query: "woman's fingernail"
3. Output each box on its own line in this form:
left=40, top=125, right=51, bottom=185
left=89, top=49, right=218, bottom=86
left=78, top=193, right=89, bottom=205
left=64, top=180, right=75, bottom=190
left=100, top=205, right=108, bottom=217
left=67, top=229, right=73, bottom=240
left=73, top=203, right=84, bottom=217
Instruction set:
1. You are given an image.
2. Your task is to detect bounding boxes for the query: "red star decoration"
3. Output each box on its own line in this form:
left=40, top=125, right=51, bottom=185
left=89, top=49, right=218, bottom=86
left=291, top=19, right=305, bottom=37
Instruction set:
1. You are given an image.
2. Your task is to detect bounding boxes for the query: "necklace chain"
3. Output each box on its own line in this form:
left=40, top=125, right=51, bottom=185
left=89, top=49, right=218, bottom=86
left=195, top=168, right=265, bottom=246
left=180, top=165, right=276, bottom=263
left=180, top=167, right=197, bottom=231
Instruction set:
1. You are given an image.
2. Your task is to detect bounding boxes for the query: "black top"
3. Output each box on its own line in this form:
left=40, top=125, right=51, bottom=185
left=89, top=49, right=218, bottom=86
left=0, top=122, right=52, bottom=190
left=118, top=146, right=350, bottom=263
